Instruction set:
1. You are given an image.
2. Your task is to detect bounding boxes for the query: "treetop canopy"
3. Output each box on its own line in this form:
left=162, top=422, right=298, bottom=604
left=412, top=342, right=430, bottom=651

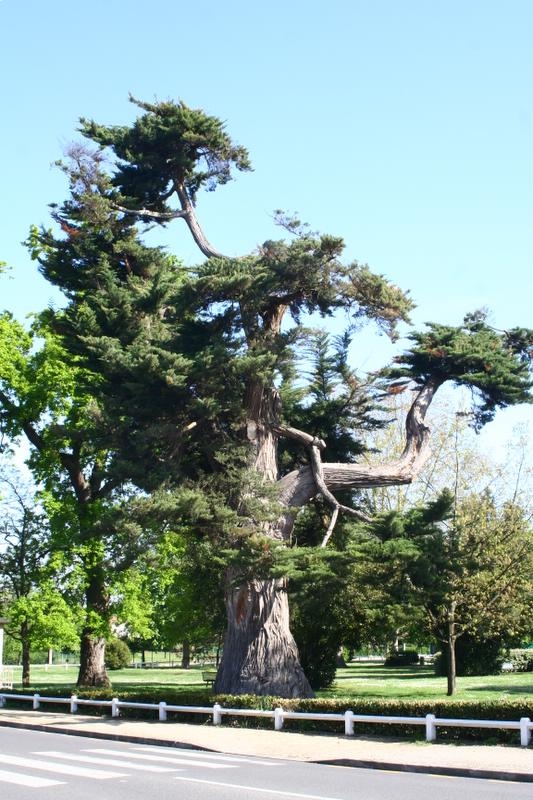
left=385, top=313, right=533, bottom=428
left=79, top=95, right=252, bottom=212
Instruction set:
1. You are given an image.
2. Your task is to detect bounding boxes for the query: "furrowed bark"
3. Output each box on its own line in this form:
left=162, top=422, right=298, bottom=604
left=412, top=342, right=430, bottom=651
left=215, top=383, right=314, bottom=697
left=214, top=574, right=313, bottom=697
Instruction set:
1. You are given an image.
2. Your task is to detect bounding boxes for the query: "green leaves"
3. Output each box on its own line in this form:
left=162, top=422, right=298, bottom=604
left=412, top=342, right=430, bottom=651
left=0, top=313, right=32, bottom=397
left=80, top=95, right=252, bottom=211
left=6, top=582, right=80, bottom=652
left=386, top=314, right=533, bottom=428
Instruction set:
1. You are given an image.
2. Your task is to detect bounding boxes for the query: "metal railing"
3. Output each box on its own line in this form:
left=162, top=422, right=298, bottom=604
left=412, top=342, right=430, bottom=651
left=0, top=691, right=531, bottom=747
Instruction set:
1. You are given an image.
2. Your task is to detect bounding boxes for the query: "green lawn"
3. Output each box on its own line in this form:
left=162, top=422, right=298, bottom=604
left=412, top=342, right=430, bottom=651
left=323, top=662, right=533, bottom=701
left=4, top=660, right=533, bottom=702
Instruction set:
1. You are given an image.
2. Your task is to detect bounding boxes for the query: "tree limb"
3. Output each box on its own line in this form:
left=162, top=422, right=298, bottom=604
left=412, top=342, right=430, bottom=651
left=112, top=203, right=188, bottom=221
left=272, top=423, right=326, bottom=450
left=273, top=422, right=373, bottom=544
left=276, top=378, right=442, bottom=540
left=174, top=183, right=225, bottom=259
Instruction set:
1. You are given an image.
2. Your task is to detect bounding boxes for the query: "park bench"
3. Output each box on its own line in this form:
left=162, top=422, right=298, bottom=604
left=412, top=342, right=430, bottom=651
left=202, top=670, right=217, bottom=688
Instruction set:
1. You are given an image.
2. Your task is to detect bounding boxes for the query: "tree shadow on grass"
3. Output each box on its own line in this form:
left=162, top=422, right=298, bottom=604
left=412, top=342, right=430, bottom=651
left=469, top=682, right=533, bottom=695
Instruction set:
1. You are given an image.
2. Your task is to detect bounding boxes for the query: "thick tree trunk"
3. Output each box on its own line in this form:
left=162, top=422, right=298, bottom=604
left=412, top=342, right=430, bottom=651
left=215, top=358, right=440, bottom=697
left=214, top=575, right=313, bottom=697
left=77, top=631, right=109, bottom=687
left=76, top=570, right=111, bottom=687
left=214, top=380, right=313, bottom=697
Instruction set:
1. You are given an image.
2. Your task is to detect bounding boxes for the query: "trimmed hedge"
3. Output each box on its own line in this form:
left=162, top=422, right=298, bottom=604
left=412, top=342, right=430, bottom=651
left=105, top=639, right=132, bottom=670
left=212, top=695, right=532, bottom=742
left=384, top=650, right=419, bottom=667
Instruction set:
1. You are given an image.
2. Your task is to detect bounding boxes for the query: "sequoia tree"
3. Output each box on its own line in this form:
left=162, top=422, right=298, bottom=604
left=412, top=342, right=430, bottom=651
left=24, top=96, right=533, bottom=697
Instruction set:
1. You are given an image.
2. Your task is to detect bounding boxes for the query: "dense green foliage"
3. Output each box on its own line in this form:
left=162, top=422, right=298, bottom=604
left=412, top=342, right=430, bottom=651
left=434, top=635, right=505, bottom=677
left=386, top=313, right=533, bottom=429
left=1, top=95, right=532, bottom=692
left=105, top=637, right=132, bottom=670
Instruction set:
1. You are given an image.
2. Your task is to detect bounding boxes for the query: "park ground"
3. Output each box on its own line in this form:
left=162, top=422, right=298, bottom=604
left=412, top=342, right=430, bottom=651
left=4, top=660, right=532, bottom=703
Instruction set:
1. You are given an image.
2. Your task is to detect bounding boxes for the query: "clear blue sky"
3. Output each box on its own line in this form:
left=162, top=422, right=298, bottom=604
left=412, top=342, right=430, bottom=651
left=1, top=0, right=532, bottom=454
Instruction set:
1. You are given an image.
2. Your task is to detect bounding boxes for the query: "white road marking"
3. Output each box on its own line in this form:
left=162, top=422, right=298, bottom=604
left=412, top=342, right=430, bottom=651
left=35, top=750, right=179, bottom=772
left=1, top=754, right=126, bottom=779
left=0, top=768, right=65, bottom=788
left=133, top=745, right=280, bottom=766
left=174, top=776, right=345, bottom=799
left=84, top=746, right=234, bottom=769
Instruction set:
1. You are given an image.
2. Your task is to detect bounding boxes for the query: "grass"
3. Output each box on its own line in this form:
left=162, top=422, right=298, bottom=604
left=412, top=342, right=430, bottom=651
left=4, top=660, right=533, bottom=702
left=322, top=662, right=533, bottom=701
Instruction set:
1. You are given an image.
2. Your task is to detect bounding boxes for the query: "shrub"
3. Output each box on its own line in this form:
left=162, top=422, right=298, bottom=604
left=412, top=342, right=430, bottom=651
left=105, top=638, right=132, bottom=670
left=505, top=649, right=533, bottom=673
left=434, top=635, right=505, bottom=677
left=3, top=686, right=531, bottom=743
left=384, top=649, right=419, bottom=667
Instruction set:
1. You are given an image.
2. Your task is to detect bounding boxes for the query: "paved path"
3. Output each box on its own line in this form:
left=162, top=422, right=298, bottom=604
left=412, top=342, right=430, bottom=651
left=0, top=708, right=531, bottom=783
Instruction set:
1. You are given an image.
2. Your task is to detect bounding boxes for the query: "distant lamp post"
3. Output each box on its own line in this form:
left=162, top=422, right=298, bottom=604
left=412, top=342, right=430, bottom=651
left=0, top=618, right=8, bottom=668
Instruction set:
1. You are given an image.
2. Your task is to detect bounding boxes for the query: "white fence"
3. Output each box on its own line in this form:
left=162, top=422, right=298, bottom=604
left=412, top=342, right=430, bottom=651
left=0, top=670, right=13, bottom=690
left=0, top=691, right=531, bottom=747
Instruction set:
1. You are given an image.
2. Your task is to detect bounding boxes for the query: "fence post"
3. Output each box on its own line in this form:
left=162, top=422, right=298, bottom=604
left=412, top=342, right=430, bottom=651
left=213, top=703, right=222, bottom=726
left=159, top=701, right=167, bottom=722
left=70, top=695, right=78, bottom=714
left=33, top=693, right=40, bottom=710
left=274, top=706, right=284, bottom=731
left=425, top=713, right=437, bottom=742
left=520, top=717, right=531, bottom=748
left=344, top=710, right=354, bottom=736
left=111, top=697, right=120, bottom=718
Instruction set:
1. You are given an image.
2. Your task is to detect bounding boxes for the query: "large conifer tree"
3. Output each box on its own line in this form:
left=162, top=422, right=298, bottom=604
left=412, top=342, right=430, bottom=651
left=27, top=97, right=533, bottom=695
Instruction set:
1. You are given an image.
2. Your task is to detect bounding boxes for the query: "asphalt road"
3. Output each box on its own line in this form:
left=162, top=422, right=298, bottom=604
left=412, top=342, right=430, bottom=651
left=0, top=727, right=530, bottom=800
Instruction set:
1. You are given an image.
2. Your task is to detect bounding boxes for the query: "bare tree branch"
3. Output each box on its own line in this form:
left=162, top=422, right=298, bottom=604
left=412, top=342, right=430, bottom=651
left=275, top=378, right=441, bottom=540
left=274, top=422, right=374, bottom=544
left=112, top=203, right=188, bottom=221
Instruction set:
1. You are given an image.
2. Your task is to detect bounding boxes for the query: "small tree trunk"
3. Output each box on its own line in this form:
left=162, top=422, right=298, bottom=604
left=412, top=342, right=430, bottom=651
left=446, top=602, right=457, bottom=696
left=181, top=639, right=191, bottom=669
left=214, top=575, right=314, bottom=698
left=21, top=623, right=31, bottom=688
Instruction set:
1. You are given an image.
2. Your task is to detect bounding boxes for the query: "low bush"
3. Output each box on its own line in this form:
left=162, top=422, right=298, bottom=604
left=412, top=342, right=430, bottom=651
left=105, top=638, right=132, bottom=670
left=506, top=649, right=533, bottom=673
left=434, top=635, right=505, bottom=677
left=384, top=650, right=419, bottom=667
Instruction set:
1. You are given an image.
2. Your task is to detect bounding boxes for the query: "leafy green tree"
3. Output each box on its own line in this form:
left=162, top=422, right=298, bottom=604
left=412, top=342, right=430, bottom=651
left=0, top=313, right=151, bottom=687
left=419, top=493, right=533, bottom=694
left=353, top=491, right=453, bottom=654
left=363, top=490, right=533, bottom=695
left=153, top=533, right=225, bottom=668
left=14, top=96, right=533, bottom=698
left=0, top=468, right=80, bottom=685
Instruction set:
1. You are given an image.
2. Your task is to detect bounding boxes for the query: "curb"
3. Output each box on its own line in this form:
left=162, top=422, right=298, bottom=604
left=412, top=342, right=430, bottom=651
left=1, top=716, right=531, bottom=784
left=316, top=757, right=533, bottom=783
